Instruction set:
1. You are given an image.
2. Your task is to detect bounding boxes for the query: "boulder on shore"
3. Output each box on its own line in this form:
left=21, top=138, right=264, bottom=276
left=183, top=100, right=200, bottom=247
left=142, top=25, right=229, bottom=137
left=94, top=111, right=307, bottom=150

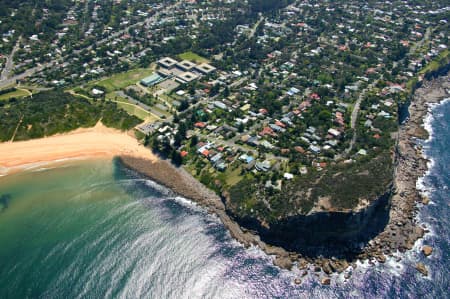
left=297, top=258, right=308, bottom=270
left=322, top=262, right=333, bottom=275
left=415, top=263, right=428, bottom=276
left=321, top=277, right=331, bottom=285
left=422, top=196, right=430, bottom=205
left=422, top=245, right=433, bottom=256
left=273, top=256, right=293, bottom=270
left=376, top=254, right=386, bottom=263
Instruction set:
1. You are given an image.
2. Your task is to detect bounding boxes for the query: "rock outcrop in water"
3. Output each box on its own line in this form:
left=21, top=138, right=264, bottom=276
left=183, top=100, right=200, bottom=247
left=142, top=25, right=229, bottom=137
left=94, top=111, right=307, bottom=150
left=0, top=194, right=11, bottom=212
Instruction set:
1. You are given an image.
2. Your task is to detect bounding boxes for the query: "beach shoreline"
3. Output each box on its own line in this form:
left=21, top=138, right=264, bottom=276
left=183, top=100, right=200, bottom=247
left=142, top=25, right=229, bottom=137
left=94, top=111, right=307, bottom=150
left=0, top=74, right=448, bottom=282
left=0, top=122, right=158, bottom=176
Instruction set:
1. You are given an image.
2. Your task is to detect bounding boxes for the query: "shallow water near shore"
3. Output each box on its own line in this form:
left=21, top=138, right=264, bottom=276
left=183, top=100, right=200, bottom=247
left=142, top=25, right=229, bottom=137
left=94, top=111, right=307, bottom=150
left=0, top=101, right=449, bottom=298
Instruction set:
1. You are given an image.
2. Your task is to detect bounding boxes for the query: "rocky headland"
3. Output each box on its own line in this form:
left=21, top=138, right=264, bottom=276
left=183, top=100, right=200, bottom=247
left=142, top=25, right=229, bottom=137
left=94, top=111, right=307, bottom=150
left=119, top=73, right=449, bottom=283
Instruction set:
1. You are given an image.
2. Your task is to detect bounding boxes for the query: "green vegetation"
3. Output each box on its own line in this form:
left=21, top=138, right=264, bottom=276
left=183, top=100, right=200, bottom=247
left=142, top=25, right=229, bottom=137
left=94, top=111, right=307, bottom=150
left=310, top=153, right=393, bottom=209
left=419, top=49, right=449, bottom=75
left=228, top=152, right=393, bottom=222
left=0, top=90, right=141, bottom=142
left=249, top=0, right=294, bottom=13
left=0, top=88, right=30, bottom=101
left=115, top=101, right=158, bottom=122
left=87, top=68, right=155, bottom=93
left=178, top=51, right=209, bottom=63
left=0, top=0, right=448, bottom=231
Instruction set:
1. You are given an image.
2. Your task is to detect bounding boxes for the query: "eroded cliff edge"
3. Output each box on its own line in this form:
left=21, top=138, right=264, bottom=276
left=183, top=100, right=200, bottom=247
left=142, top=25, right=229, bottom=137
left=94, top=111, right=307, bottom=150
left=119, top=72, right=449, bottom=278
left=223, top=73, right=448, bottom=266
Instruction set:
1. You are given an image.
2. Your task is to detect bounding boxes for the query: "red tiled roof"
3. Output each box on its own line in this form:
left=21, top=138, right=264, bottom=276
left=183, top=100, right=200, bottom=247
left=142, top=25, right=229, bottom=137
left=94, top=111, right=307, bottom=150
left=195, top=122, right=206, bottom=128
left=310, top=93, right=320, bottom=100
left=259, top=126, right=276, bottom=137
left=275, top=120, right=286, bottom=128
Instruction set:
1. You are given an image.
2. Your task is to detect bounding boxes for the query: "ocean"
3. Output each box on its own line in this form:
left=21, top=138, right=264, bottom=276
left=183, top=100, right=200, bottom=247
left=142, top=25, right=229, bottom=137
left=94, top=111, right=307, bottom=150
left=0, top=100, right=448, bottom=299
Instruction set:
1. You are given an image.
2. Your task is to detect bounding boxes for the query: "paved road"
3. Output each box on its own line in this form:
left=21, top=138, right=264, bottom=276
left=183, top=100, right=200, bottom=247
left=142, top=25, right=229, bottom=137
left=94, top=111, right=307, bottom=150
left=345, top=78, right=381, bottom=154
left=1, top=37, right=21, bottom=81
left=230, top=76, right=248, bottom=88
left=345, top=24, right=433, bottom=155
left=248, top=16, right=265, bottom=39
left=80, top=0, right=90, bottom=34
left=0, top=62, right=54, bottom=89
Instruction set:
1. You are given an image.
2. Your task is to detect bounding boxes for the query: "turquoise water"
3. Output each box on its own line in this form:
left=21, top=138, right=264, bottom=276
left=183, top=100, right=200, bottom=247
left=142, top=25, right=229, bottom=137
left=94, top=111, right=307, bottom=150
left=0, top=160, right=251, bottom=298
left=0, top=100, right=448, bottom=298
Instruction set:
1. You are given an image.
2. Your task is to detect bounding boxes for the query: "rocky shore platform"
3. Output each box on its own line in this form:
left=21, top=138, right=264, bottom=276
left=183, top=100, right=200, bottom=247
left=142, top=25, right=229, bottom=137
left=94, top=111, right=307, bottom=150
left=118, top=156, right=291, bottom=259
left=118, top=73, right=449, bottom=284
left=353, top=74, right=449, bottom=275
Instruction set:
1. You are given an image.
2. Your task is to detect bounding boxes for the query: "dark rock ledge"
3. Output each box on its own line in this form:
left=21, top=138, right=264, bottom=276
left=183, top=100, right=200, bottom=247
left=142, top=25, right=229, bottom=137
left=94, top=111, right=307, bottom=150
left=118, top=74, right=449, bottom=282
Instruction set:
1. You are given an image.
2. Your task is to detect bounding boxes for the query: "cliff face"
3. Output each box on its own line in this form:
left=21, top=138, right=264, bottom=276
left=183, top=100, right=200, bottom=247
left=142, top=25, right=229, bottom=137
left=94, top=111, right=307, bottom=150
left=226, top=188, right=392, bottom=258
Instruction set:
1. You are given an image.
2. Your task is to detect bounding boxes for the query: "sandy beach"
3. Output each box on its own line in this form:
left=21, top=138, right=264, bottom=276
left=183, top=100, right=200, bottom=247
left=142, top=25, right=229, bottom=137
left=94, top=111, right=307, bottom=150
left=0, top=122, right=158, bottom=175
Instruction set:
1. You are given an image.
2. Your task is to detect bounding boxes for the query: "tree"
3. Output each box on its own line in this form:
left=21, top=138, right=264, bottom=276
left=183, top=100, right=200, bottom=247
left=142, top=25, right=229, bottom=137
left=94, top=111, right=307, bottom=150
left=190, top=135, right=199, bottom=147
left=171, top=150, right=183, bottom=166
left=318, top=110, right=331, bottom=122
left=238, top=122, right=245, bottom=133
left=178, top=100, right=189, bottom=112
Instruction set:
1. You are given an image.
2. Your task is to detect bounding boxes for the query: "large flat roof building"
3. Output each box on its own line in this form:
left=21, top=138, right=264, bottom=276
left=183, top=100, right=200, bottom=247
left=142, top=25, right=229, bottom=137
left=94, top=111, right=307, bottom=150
left=176, top=71, right=199, bottom=84
left=176, top=60, right=197, bottom=71
left=140, top=73, right=165, bottom=87
left=157, top=68, right=173, bottom=78
left=158, top=57, right=178, bottom=69
left=194, top=63, right=216, bottom=75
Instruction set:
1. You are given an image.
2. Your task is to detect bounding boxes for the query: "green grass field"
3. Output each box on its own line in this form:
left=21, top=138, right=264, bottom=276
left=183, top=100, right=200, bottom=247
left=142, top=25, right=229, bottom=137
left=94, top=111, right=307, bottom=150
left=222, top=167, right=244, bottom=187
left=116, top=101, right=158, bottom=122
left=105, top=92, right=159, bottom=123
left=178, top=51, right=209, bottom=63
left=0, top=89, right=31, bottom=101
left=88, top=67, right=155, bottom=92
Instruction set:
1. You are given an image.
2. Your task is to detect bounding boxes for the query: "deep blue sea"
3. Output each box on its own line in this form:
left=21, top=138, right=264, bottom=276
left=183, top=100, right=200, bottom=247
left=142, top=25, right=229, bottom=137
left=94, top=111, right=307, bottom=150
left=0, top=99, right=448, bottom=299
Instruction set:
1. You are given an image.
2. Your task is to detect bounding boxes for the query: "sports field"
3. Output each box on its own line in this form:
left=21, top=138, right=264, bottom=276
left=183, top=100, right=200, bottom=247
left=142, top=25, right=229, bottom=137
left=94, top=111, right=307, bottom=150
left=178, top=51, right=209, bottom=63
left=88, top=67, right=155, bottom=92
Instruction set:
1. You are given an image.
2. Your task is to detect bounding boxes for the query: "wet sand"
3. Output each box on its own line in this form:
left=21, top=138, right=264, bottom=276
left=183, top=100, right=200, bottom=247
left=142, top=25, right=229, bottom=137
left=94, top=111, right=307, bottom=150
left=0, top=122, right=158, bottom=176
